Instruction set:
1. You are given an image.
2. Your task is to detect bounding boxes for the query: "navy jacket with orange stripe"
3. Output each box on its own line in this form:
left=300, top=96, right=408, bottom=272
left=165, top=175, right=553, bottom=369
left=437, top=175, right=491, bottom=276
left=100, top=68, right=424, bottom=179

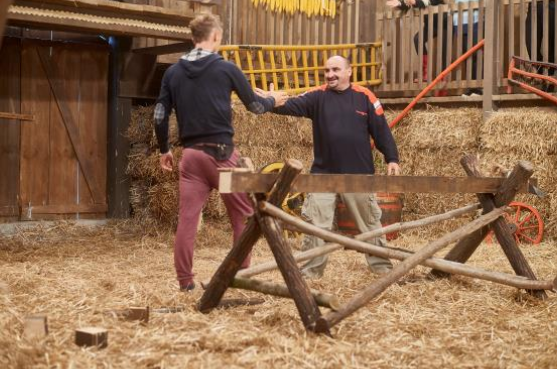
left=274, top=84, right=399, bottom=175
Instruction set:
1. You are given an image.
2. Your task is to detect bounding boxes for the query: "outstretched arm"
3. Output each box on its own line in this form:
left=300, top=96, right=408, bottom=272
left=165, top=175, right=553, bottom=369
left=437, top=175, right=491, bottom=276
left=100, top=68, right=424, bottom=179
left=256, top=83, right=316, bottom=118
left=230, top=67, right=288, bottom=113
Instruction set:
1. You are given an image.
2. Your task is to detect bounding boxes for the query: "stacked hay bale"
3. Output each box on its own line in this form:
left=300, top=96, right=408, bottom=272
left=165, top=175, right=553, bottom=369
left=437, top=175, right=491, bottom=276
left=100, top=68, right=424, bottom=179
left=126, top=103, right=556, bottom=241
left=125, top=103, right=313, bottom=229
left=478, top=107, right=557, bottom=240
left=389, top=107, right=483, bottom=235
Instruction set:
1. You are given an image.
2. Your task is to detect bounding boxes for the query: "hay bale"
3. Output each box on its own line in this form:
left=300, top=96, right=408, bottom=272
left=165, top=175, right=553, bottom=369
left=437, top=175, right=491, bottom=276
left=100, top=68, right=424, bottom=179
left=147, top=182, right=179, bottom=228
left=478, top=108, right=557, bottom=239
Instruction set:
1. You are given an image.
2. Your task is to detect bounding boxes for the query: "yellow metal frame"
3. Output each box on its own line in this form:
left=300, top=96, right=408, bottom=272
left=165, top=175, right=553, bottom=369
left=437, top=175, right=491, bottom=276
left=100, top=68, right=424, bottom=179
left=219, top=43, right=383, bottom=94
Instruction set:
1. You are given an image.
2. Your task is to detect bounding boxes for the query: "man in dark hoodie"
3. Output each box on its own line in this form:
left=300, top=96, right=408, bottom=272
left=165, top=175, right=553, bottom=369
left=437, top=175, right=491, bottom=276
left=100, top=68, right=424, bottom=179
left=154, top=13, right=287, bottom=292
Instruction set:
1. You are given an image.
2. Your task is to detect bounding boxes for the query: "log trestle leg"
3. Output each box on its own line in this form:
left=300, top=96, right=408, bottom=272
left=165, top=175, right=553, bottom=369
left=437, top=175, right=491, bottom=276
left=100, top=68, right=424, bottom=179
left=313, top=207, right=506, bottom=334
left=199, top=159, right=325, bottom=333
left=431, top=155, right=547, bottom=300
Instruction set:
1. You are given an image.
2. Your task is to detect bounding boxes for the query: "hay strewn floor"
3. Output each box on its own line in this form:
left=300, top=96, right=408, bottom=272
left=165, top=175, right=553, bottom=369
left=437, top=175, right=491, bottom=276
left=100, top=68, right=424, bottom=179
left=1, top=220, right=556, bottom=368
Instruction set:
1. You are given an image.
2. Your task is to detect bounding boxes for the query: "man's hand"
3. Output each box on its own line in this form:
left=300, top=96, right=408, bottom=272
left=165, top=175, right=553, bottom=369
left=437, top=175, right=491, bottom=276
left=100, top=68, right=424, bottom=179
left=255, top=83, right=288, bottom=107
left=160, top=151, right=174, bottom=172
left=387, top=162, right=401, bottom=175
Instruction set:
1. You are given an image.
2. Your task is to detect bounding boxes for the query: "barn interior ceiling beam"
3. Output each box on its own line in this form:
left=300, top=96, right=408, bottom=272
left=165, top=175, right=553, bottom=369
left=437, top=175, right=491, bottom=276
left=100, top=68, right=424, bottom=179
left=7, top=0, right=193, bottom=40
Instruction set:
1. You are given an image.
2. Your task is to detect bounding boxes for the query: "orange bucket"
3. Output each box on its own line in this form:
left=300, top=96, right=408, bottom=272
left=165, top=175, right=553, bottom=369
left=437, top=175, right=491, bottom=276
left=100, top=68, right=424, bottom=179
left=336, top=193, right=403, bottom=240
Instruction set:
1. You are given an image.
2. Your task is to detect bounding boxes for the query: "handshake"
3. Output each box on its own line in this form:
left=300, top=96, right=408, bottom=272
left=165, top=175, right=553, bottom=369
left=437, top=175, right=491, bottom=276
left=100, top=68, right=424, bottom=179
left=255, top=83, right=289, bottom=107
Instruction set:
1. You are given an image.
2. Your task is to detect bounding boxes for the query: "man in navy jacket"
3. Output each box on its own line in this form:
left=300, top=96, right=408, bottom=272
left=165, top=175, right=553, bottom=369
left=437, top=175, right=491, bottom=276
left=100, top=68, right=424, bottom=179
left=258, top=56, right=401, bottom=277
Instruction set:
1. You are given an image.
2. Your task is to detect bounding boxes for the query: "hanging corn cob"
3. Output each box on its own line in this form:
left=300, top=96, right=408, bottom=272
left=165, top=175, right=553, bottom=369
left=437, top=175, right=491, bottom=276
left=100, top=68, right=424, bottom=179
left=250, top=0, right=338, bottom=18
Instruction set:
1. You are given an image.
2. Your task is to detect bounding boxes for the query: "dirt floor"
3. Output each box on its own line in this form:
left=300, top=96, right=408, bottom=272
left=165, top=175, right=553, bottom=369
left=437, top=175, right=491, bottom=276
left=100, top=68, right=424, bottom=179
left=1, top=220, right=556, bottom=368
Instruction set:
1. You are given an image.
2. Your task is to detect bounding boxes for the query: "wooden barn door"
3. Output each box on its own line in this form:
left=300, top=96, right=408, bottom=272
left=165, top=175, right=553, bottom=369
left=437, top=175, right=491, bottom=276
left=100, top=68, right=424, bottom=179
left=19, top=41, right=108, bottom=220
left=0, top=38, right=21, bottom=221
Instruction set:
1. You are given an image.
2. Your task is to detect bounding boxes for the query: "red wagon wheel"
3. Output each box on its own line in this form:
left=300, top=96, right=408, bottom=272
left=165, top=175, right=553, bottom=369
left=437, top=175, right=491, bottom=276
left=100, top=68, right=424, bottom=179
left=503, top=201, right=544, bottom=244
left=485, top=202, right=544, bottom=245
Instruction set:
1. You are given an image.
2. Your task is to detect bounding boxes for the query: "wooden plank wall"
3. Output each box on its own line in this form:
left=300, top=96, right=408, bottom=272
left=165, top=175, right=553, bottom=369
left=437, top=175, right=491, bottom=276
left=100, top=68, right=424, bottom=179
left=224, top=0, right=376, bottom=46
left=0, top=38, right=21, bottom=220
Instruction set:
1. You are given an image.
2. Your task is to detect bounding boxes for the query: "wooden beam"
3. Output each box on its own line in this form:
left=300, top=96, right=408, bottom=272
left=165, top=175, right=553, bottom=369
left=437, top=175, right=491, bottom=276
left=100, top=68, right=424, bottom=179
left=133, top=41, right=193, bottom=55
left=313, top=207, right=506, bottom=334
left=258, top=201, right=556, bottom=292
left=13, top=0, right=195, bottom=23
left=256, top=204, right=327, bottom=334
left=219, top=173, right=533, bottom=195
left=198, top=159, right=304, bottom=314
left=107, top=37, right=131, bottom=218
left=0, top=111, right=34, bottom=121
left=431, top=156, right=547, bottom=300
left=230, top=277, right=340, bottom=311
left=482, top=0, right=500, bottom=118
left=8, top=2, right=192, bottom=41
left=234, top=203, right=480, bottom=279
left=21, top=204, right=108, bottom=216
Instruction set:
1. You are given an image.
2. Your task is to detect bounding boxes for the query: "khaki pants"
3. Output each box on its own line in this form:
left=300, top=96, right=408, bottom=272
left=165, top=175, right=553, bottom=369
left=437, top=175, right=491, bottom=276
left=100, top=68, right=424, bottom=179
left=300, top=192, right=392, bottom=278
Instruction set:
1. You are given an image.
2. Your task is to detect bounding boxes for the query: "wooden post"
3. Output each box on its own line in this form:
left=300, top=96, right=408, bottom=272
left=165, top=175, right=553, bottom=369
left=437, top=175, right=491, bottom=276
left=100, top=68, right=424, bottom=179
left=431, top=156, right=547, bottom=300
left=108, top=36, right=131, bottom=218
left=198, top=159, right=304, bottom=313
left=313, top=207, right=506, bottom=334
left=231, top=277, right=340, bottom=311
left=482, top=0, right=500, bottom=119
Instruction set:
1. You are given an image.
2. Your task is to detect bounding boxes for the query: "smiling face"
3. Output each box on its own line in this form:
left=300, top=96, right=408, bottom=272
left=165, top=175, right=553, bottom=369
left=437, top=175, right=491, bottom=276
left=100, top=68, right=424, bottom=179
left=324, top=56, right=352, bottom=91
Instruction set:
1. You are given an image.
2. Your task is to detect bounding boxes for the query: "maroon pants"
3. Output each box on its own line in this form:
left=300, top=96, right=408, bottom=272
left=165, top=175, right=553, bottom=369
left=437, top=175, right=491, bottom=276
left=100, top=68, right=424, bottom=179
left=175, top=148, right=253, bottom=286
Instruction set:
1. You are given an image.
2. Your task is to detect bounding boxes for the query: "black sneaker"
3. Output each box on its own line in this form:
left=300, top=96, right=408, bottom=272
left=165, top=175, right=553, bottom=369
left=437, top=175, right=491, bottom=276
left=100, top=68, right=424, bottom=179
left=179, top=282, right=195, bottom=292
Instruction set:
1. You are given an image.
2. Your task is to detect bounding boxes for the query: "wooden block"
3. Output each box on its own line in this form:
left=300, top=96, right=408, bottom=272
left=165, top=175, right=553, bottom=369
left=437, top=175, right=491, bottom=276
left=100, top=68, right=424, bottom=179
left=126, top=307, right=149, bottom=324
left=75, top=327, right=108, bottom=348
left=24, top=315, right=48, bottom=339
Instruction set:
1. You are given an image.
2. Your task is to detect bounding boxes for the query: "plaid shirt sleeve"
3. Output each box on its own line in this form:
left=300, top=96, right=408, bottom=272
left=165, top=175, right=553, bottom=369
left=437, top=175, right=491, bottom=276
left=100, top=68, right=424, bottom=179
left=154, top=69, right=173, bottom=154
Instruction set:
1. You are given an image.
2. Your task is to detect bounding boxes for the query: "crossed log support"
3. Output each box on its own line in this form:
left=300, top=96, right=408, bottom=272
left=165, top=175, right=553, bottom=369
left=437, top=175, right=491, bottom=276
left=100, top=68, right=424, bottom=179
left=198, top=159, right=328, bottom=334
left=430, top=155, right=548, bottom=300
left=199, top=156, right=551, bottom=336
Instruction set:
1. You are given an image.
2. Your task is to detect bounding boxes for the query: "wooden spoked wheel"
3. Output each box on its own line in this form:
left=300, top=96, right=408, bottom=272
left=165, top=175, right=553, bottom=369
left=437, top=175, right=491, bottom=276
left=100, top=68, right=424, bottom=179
left=504, top=201, right=544, bottom=244
left=487, top=202, right=544, bottom=245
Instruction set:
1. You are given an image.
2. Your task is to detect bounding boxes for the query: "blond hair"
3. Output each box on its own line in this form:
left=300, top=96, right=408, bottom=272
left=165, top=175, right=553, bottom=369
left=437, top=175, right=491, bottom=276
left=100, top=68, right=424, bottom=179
left=189, top=13, right=222, bottom=44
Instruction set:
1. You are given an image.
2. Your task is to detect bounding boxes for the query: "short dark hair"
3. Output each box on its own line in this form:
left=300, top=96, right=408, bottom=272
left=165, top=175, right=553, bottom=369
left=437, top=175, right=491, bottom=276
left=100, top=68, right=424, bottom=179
left=189, top=13, right=222, bottom=44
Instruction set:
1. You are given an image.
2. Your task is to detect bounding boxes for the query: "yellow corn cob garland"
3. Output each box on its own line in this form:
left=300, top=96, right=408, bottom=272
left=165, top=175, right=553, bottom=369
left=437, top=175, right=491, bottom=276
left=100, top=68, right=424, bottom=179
left=251, top=0, right=337, bottom=18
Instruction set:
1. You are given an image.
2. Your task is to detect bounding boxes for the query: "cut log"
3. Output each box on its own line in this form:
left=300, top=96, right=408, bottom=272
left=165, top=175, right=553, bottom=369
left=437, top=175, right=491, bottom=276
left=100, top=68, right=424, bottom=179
left=198, top=159, right=304, bottom=313
left=231, top=277, right=341, bottom=311
left=75, top=327, right=108, bottom=348
left=313, top=207, right=506, bottom=334
left=260, top=202, right=554, bottom=291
